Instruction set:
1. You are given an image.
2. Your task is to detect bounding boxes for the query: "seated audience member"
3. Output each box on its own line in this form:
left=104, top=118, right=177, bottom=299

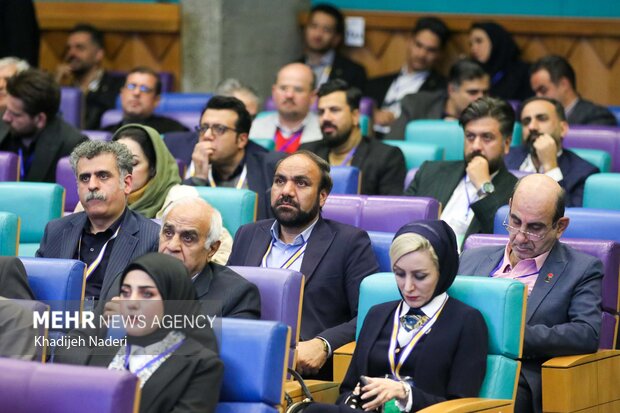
left=366, top=17, right=449, bottom=136
left=158, top=197, right=259, bottom=318
left=405, top=97, right=517, bottom=245
left=298, top=3, right=367, bottom=91
left=249, top=63, right=321, bottom=152
left=0, top=69, right=87, bottom=182
left=184, top=95, right=284, bottom=219
left=102, top=66, right=188, bottom=134
left=86, top=253, right=223, bottom=413
left=36, top=140, right=160, bottom=303
left=0, top=256, right=34, bottom=300
left=301, top=79, right=406, bottom=195
left=459, top=174, right=602, bottom=413
left=215, top=78, right=260, bottom=119
left=469, top=21, right=533, bottom=101
left=0, top=56, right=29, bottom=112
left=228, top=150, right=379, bottom=379
left=55, top=24, right=125, bottom=130
left=0, top=297, right=37, bottom=360
left=505, top=97, right=599, bottom=207
left=530, top=55, right=617, bottom=126
left=304, top=220, right=488, bottom=413
left=388, top=58, right=490, bottom=139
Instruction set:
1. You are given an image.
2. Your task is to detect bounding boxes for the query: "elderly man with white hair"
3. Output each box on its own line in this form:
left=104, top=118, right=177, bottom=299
left=0, top=56, right=29, bottom=111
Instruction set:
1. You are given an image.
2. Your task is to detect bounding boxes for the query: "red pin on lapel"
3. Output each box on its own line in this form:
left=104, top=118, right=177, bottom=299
left=544, top=273, right=554, bottom=283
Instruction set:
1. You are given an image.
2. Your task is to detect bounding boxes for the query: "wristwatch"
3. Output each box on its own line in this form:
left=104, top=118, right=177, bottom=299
left=476, top=181, right=495, bottom=197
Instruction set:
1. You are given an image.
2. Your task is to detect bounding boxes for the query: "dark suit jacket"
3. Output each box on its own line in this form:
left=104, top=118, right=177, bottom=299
left=405, top=161, right=517, bottom=239
left=36, top=208, right=160, bottom=302
left=87, top=337, right=223, bottom=413
left=194, top=261, right=260, bottom=319
left=297, top=53, right=367, bottom=92
left=300, top=136, right=406, bottom=195
left=0, top=0, right=40, bottom=67
left=102, top=114, right=189, bottom=134
left=365, top=69, right=446, bottom=107
left=387, top=89, right=448, bottom=139
left=458, top=242, right=602, bottom=411
left=84, top=71, right=125, bottom=130
left=505, top=146, right=599, bottom=207
left=0, top=117, right=87, bottom=183
left=568, top=99, right=618, bottom=126
left=0, top=256, right=34, bottom=300
left=227, top=217, right=379, bottom=351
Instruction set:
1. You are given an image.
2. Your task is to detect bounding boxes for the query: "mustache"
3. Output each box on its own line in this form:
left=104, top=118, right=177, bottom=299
left=85, top=190, right=106, bottom=202
left=275, top=195, right=299, bottom=209
left=321, top=122, right=336, bottom=131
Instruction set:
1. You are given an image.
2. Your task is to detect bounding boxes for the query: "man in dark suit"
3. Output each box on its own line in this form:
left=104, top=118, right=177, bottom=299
left=183, top=95, right=284, bottom=219
left=458, top=174, right=602, bottom=413
left=227, top=150, right=379, bottom=379
left=298, top=3, right=367, bottom=91
left=405, top=97, right=518, bottom=244
left=387, top=58, right=489, bottom=139
left=0, top=69, right=87, bottom=182
left=506, top=96, right=599, bottom=207
left=36, top=140, right=160, bottom=303
left=366, top=17, right=449, bottom=136
left=301, top=79, right=406, bottom=195
left=158, top=196, right=260, bottom=319
left=530, top=55, right=617, bottom=126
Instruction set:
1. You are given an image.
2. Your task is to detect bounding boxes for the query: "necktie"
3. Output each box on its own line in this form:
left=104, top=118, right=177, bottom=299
left=400, top=307, right=429, bottom=332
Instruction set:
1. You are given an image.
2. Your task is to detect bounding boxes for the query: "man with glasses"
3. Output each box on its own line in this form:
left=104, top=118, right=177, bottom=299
left=458, top=173, right=603, bottom=413
left=184, top=95, right=284, bottom=219
left=101, top=66, right=188, bottom=134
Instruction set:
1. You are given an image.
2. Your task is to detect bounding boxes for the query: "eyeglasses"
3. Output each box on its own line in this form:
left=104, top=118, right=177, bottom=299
left=502, top=214, right=556, bottom=241
left=194, top=123, right=238, bottom=137
left=125, top=83, right=155, bottom=94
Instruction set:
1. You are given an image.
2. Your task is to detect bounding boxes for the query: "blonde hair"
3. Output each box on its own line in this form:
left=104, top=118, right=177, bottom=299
left=389, top=233, right=439, bottom=270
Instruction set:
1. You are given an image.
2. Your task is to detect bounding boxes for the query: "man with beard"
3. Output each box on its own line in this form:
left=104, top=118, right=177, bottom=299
left=0, top=69, right=87, bottom=182
left=227, top=151, right=379, bottom=379
left=297, top=3, right=367, bottom=91
left=55, top=24, right=125, bottom=130
left=301, top=79, right=406, bottom=195
left=405, top=97, right=517, bottom=245
left=249, top=63, right=322, bottom=152
left=505, top=97, right=599, bottom=207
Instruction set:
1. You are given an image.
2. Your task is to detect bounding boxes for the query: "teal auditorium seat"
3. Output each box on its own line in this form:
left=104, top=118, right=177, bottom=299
left=251, top=138, right=276, bottom=151
left=0, top=211, right=19, bottom=256
left=0, top=182, right=65, bottom=256
left=571, top=148, right=612, bottom=172
left=194, top=187, right=257, bottom=236
left=356, top=273, right=526, bottom=402
left=383, top=140, right=444, bottom=169
left=583, top=173, right=620, bottom=210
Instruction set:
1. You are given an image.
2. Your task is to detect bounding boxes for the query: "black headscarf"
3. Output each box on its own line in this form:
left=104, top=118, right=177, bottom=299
left=471, top=22, right=521, bottom=79
left=393, top=220, right=459, bottom=299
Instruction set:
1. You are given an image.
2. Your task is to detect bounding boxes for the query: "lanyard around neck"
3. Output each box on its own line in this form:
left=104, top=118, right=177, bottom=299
left=261, top=238, right=308, bottom=269
left=124, top=338, right=185, bottom=375
left=80, top=225, right=122, bottom=280
left=208, top=164, right=247, bottom=190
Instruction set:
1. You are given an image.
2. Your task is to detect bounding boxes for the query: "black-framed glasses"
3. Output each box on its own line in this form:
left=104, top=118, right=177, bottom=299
left=502, top=214, right=556, bottom=241
left=125, top=83, right=155, bottom=94
left=194, top=123, right=238, bottom=137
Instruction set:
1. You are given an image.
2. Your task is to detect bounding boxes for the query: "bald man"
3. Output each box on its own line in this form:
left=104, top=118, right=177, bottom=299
left=249, top=63, right=321, bottom=152
left=458, top=174, right=602, bottom=413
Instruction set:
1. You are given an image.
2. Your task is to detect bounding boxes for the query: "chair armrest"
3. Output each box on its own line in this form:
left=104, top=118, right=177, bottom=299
left=542, top=350, right=620, bottom=412
left=333, top=342, right=356, bottom=383
left=417, top=398, right=513, bottom=413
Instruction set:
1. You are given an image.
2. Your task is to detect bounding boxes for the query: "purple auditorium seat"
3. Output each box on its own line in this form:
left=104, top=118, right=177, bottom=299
left=155, top=93, right=212, bottom=113
left=59, top=87, right=83, bottom=128
left=563, top=125, right=620, bottom=172
left=360, top=196, right=440, bottom=232
left=464, top=234, right=620, bottom=349
left=55, top=157, right=78, bottom=212
left=0, top=151, right=20, bottom=181
left=404, top=167, right=418, bottom=190
left=0, top=358, right=139, bottom=413
left=322, top=194, right=364, bottom=227
left=82, top=130, right=112, bottom=142
left=176, top=158, right=186, bottom=178
left=101, top=109, right=199, bottom=132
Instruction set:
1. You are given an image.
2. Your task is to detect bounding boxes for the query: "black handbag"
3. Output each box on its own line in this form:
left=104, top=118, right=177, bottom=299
left=284, top=368, right=315, bottom=413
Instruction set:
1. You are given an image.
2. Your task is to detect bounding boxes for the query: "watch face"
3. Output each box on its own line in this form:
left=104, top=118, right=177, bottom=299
left=483, top=182, right=495, bottom=193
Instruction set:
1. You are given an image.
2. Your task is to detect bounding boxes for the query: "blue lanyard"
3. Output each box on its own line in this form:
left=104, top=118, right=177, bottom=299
left=124, top=338, right=185, bottom=375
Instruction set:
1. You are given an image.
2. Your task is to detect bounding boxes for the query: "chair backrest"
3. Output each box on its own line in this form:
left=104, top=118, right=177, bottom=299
left=82, top=130, right=112, bottom=142
left=228, top=266, right=304, bottom=370
left=583, top=173, right=620, bottom=210
left=155, top=92, right=212, bottom=113
left=162, top=131, right=197, bottom=166
left=193, top=187, right=257, bottom=236
left=405, top=120, right=464, bottom=160
left=571, top=148, right=611, bottom=172
left=55, top=156, right=78, bottom=212
left=330, top=166, right=361, bottom=194
left=59, top=87, right=83, bottom=128
left=250, top=138, right=276, bottom=151
left=0, top=211, right=19, bottom=256
left=511, top=122, right=523, bottom=147
left=101, top=109, right=199, bottom=131
left=322, top=194, right=364, bottom=227
left=0, top=358, right=140, bottom=413
left=215, top=318, right=289, bottom=412
left=360, top=196, right=440, bottom=232
left=357, top=273, right=526, bottom=400
left=609, top=106, right=620, bottom=125
left=563, top=125, right=620, bottom=172
left=14, top=299, right=49, bottom=362
left=367, top=231, right=394, bottom=272
left=383, top=140, right=444, bottom=170
left=0, top=151, right=20, bottom=181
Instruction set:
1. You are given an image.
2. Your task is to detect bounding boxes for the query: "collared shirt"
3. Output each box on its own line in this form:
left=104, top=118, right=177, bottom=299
left=249, top=112, right=322, bottom=145
left=519, top=150, right=564, bottom=182
left=78, top=208, right=126, bottom=299
left=306, top=49, right=335, bottom=89
left=187, top=154, right=248, bottom=189
left=492, top=244, right=552, bottom=295
left=264, top=217, right=319, bottom=271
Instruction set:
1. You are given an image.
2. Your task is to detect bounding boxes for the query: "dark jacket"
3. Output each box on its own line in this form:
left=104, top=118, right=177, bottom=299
left=365, top=69, right=446, bottom=107
left=297, top=53, right=367, bottom=92
left=84, top=71, right=125, bottom=130
left=568, top=99, right=618, bottom=126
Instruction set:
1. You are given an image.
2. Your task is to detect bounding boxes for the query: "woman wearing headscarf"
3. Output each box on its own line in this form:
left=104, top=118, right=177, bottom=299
left=303, top=220, right=488, bottom=412
left=469, top=21, right=533, bottom=101
left=87, top=253, right=223, bottom=413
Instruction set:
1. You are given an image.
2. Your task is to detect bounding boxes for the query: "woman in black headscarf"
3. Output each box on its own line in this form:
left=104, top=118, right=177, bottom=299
left=87, top=253, right=223, bottom=413
left=303, top=220, right=488, bottom=412
left=470, top=21, right=533, bottom=101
